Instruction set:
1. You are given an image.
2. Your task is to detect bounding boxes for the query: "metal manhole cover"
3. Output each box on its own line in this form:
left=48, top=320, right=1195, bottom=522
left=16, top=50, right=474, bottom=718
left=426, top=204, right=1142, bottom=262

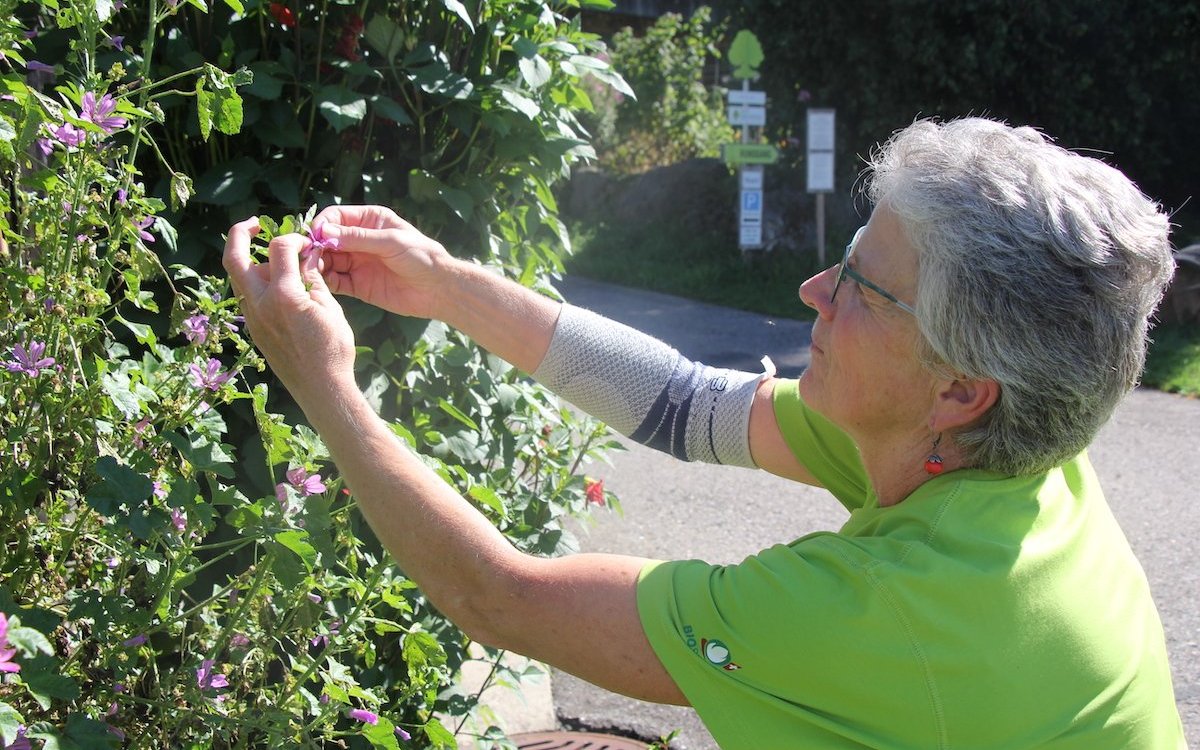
left=511, top=730, right=648, bottom=750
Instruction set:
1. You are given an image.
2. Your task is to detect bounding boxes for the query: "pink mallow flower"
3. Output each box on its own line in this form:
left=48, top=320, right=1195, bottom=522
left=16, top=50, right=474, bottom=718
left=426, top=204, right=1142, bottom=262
left=135, top=216, right=155, bottom=243
left=0, top=613, right=21, bottom=674
left=188, top=359, right=234, bottom=391
left=348, top=708, right=378, bottom=725
left=306, top=220, right=339, bottom=253
left=80, top=92, right=127, bottom=135
left=395, top=726, right=412, bottom=741
left=4, top=341, right=55, bottom=377
left=183, top=314, right=209, bottom=344
left=0, top=725, right=30, bottom=750
left=52, top=122, right=85, bottom=147
left=300, top=220, right=340, bottom=274
left=196, top=659, right=229, bottom=691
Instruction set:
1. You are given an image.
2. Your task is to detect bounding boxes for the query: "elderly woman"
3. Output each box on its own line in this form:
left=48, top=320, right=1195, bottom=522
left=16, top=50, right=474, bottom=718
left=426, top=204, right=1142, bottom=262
left=223, top=118, right=1185, bottom=748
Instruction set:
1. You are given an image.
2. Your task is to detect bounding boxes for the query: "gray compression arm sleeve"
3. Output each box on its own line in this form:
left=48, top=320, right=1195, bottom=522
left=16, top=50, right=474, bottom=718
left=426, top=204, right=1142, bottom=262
left=531, top=304, right=770, bottom=467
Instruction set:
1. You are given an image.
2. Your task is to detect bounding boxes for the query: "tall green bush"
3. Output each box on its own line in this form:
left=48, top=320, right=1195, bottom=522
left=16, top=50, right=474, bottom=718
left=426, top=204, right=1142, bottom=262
left=584, top=6, right=734, bottom=174
left=0, top=0, right=626, bottom=747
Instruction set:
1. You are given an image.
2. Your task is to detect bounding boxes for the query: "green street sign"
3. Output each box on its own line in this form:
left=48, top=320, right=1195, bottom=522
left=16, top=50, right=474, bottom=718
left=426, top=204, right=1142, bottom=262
left=721, top=143, right=780, bottom=165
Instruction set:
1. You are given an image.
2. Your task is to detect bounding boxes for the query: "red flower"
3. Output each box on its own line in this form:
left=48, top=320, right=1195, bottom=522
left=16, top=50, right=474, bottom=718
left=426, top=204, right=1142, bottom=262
left=584, top=478, right=605, bottom=506
left=269, top=3, right=296, bottom=28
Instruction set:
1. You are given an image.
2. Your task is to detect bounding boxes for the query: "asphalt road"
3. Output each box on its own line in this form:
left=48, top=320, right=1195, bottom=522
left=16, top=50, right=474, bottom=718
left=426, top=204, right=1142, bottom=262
left=548, top=275, right=1200, bottom=749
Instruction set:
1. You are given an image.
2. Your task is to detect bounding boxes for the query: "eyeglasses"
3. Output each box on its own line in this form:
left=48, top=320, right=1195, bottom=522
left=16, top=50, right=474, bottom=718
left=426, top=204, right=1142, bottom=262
left=830, top=226, right=917, bottom=315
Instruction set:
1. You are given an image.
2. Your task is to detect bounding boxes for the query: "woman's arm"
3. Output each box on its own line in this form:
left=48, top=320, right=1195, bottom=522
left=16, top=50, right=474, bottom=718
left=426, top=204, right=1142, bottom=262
left=223, top=220, right=687, bottom=704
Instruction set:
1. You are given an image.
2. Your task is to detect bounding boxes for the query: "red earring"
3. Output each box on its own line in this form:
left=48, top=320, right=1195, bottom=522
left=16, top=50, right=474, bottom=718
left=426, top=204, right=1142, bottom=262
left=924, top=434, right=945, bottom=475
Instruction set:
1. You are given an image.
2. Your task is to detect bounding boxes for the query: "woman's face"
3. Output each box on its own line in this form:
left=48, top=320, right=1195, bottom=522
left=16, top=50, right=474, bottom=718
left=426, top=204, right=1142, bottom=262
left=798, top=204, right=937, bottom=444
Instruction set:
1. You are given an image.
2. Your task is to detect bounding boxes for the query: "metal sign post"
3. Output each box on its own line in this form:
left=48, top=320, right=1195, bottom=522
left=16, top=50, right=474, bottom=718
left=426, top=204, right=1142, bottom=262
left=725, top=30, right=767, bottom=255
left=806, top=108, right=836, bottom=266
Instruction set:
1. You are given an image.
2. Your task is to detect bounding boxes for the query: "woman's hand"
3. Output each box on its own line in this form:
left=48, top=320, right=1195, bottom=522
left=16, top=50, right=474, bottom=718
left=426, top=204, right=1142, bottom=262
left=313, top=204, right=457, bottom=320
left=223, top=218, right=358, bottom=407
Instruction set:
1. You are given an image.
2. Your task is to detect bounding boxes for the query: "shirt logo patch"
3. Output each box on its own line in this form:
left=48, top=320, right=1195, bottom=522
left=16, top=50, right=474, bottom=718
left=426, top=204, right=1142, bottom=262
left=702, top=638, right=741, bottom=671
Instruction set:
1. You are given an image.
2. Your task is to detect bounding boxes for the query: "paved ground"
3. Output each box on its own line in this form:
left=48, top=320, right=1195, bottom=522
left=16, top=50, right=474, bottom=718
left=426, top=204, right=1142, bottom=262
left=470, top=276, right=1199, bottom=749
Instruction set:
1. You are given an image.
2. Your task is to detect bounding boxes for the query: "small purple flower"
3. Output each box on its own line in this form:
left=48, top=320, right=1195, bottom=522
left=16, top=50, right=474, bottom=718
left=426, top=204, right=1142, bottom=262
left=107, top=35, right=125, bottom=51
left=116, top=188, right=128, bottom=204
left=4, top=341, right=56, bottom=377
left=287, top=467, right=326, bottom=496
left=122, top=634, right=148, bottom=648
left=229, top=633, right=250, bottom=649
left=170, top=508, right=187, bottom=532
left=306, top=220, right=340, bottom=253
left=188, top=358, right=234, bottom=391
left=135, top=216, right=155, bottom=243
left=25, top=60, right=55, bottom=73
left=395, top=726, right=412, bottom=741
left=196, top=659, right=229, bottom=691
left=36, top=138, right=53, bottom=157
left=152, top=481, right=167, bottom=500
left=1, top=725, right=31, bottom=750
left=133, top=417, right=151, bottom=448
left=106, top=556, right=120, bottom=569
left=183, top=314, right=210, bottom=344
left=307, top=592, right=322, bottom=603
left=80, top=92, right=127, bottom=135
left=348, top=708, right=378, bottom=725
left=0, top=613, right=21, bottom=674
left=52, top=122, right=85, bottom=147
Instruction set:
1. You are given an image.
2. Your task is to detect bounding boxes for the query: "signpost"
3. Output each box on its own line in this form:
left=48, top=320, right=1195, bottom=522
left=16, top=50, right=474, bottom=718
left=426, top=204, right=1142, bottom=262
left=806, top=108, right=836, bottom=265
left=725, top=30, right=767, bottom=254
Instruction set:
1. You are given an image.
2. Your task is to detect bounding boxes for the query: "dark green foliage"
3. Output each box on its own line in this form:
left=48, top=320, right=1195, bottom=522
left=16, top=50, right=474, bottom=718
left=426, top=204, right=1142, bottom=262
left=716, top=0, right=1200, bottom=239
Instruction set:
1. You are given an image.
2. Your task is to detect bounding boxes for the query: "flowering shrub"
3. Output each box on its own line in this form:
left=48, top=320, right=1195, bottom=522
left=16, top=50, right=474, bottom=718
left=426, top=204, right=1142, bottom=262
left=0, top=1, right=625, bottom=747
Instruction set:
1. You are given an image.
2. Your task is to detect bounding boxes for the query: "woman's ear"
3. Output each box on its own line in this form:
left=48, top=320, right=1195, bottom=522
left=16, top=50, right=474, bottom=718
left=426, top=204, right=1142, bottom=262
left=930, top=376, right=1000, bottom=433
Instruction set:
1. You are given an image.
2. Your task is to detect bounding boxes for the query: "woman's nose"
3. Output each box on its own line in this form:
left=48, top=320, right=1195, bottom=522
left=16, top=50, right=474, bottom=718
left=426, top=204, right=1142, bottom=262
left=799, top=265, right=837, bottom=318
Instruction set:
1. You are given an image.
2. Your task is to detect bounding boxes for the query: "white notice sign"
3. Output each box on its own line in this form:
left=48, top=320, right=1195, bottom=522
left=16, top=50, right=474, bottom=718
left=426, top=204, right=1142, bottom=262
left=741, top=165, right=764, bottom=191
left=807, top=109, right=836, bottom=151
left=807, top=152, right=835, bottom=193
left=740, top=223, right=763, bottom=248
left=727, top=105, right=767, bottom=127
left=727, top=90, right=767, bottom=106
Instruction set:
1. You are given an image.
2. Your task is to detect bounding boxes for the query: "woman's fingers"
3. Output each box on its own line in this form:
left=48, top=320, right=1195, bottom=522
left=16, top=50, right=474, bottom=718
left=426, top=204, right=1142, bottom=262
left=267, top=234, right=309, bottom=292
left=223, top=218, right=263, bottom=299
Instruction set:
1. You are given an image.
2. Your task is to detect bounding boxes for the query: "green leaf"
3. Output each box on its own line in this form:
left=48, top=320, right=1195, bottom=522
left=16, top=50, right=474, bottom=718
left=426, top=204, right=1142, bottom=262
left=22, top=655, right=81, bottom=710
left=275, top=529, right=317, bottom=572
left=439, top=0, right=474, bottom=31
left=170, top=171, right=194, bottom=210
left=163, top=430, right=235, bottom=478
left=401, top=631, right=446, bottom=672
left=422, top=718, right=457, bottom=750
left=6, top=623, right=54, bottom=657
left=317, top=85, right=367, bottom=133
left=467, top=484, right=506, bottom=519
left=86, top=456, right=153, bottom=516
left=518, top=55, right=552, bottom=89
left=498, top=87, right=539, bottom=119
left=0, top=704, right=23, bottom=746
left=62, top=714, right=120, bottom=749
left=368, top=94, right=412, bottom=124
left=193, top=157, right=257, bottom=205
left=222, top=0, right=245, bottom=13
left=437, top=398, right=479, bottom=430
left=363, top=716, right=402, bottom=750
left=245, top=61, right=284, bottom=100
left=365, top=15, right=405, bottom=62
left=196, top=78, right=214, bottom=140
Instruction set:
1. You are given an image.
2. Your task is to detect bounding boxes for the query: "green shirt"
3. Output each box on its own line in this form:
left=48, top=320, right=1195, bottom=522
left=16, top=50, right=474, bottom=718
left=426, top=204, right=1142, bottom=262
left=637, top=380, right=1185, bottom=749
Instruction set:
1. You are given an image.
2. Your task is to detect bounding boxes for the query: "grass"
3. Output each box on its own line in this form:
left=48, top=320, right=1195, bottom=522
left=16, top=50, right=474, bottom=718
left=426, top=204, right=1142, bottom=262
left=564, top=219, right=821, bottom=321
left=1143, top=324, right=1200, bottom=397
left=564, top=219, right=1200, bottom=397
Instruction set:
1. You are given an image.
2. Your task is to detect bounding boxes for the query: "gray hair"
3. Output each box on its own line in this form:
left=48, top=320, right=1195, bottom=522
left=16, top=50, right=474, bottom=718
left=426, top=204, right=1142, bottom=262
left=865, top=118, right=1174, bottom=476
